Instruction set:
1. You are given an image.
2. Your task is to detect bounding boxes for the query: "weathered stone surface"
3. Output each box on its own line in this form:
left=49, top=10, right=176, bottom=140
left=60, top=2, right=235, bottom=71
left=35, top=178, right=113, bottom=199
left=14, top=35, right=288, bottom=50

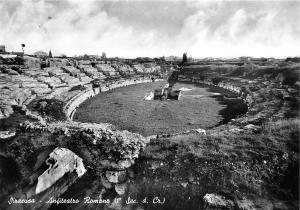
left=244, top=124, right=261, bottom=132
left=236, top=199, right=256, bottom=210
left=96, top=64, right=119, bottom=77
left=104, top=200, right=123, bottom=210
left=194, top=128, right=206, bottom=135
left=23, top=56, right=42, bottom=69
left=35, top=147, right=86, bottom=194
left=105, top=170, right=127, bottom=184
left=80, top=65, right=106, bottom=79
left=115, top=182, right=127, bottom=195
left=101, top=174, right=113, bottom=189
left=111, top=63, right=135, bottom=75
left=133, top=63, right=161, bottom=74
left=0, top=130, right=15, bottom=139
left=203, top=194, right=234, bottom=210
left=117, top=159, right=135, bottom=169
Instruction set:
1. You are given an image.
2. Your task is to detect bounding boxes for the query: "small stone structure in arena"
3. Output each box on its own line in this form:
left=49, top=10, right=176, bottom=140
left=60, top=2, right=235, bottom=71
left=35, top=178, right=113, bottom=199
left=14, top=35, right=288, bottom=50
left=144, top=83, right=182, bottom=100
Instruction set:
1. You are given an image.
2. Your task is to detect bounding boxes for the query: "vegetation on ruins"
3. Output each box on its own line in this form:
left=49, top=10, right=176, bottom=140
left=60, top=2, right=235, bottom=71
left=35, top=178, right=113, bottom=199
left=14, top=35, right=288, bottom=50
left=285, top=57, right=300, bottom=63
left=101, top=52, right=107, bottom=59
left=34, top=51, right=48, bottom=58
left=182, top=52, right=188, bottom=64
left=49, top=50, right=53, bottom=58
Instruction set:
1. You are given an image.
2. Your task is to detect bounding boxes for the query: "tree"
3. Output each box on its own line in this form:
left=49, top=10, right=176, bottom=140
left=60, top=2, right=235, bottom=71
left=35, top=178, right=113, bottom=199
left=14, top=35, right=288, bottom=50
left=15, top=56, right=25, bottom=65
left=34, top=51, right=47, bottom=57
left=49, top=50, right=53, bottom=58
left=21, top=43, right=25, bottom=55
left=83, top=54, right=89, bottom=59
left=286, top=57, right=300, bottom=63
left=182, top=52, right=187, bottom=64
left=101, top=52, right=107, bottom=60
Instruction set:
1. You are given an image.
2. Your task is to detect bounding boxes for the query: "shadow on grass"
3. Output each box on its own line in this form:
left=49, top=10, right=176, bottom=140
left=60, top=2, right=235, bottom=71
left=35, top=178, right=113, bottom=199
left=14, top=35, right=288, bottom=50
left=180, top=81, right=248, bottom=127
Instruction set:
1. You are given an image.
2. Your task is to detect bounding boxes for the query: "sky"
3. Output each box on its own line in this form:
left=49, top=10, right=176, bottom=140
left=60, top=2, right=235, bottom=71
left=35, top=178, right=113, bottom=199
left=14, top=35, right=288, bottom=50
left=0, top=0, right=299, bottom=58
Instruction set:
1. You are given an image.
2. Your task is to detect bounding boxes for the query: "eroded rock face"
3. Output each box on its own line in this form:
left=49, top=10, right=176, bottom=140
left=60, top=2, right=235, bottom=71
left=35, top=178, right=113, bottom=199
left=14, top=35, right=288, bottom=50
left=114, top=182, right=127, bottom=195
left=203, top=194, right=234, bottom=210
left=236, top=199, right=256, bottom=210
left=17, top=120, right=146, bottom=173
left=105, top=170, right=127, bottom=184
left=35, top=147, right=86, bottom=194
left=144, top=91, right=154, bottom=100
left=0, top=130, right=15, bottom=139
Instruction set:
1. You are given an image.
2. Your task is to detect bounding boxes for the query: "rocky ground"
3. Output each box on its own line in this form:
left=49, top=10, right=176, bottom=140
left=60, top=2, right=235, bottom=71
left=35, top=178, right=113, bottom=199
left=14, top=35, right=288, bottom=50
left=0, top=56, right=299, bottom=210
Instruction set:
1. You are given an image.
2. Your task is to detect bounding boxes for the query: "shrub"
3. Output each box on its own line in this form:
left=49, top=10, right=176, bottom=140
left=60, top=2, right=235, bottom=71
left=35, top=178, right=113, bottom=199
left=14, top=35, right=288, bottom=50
left=211, top=77, right=224, bottom=85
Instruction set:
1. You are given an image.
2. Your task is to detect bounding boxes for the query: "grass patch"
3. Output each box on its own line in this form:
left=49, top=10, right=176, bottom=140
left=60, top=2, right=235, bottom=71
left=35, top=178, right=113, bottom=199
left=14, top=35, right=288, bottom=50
left=74, top=81, right=238, bottom=136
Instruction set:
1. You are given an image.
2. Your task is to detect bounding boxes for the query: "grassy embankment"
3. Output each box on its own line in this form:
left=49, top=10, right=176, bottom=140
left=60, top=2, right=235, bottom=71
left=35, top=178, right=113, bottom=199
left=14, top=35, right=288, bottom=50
left=133, top=118, right=299, bottom=208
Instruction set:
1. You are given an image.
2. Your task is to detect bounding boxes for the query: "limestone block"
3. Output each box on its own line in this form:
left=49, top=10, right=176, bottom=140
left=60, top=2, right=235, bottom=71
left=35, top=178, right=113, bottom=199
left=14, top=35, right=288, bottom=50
left=35, top=147, right=86, bottom=194
left=0, top=130, right=16, bottom=139
left=203, top=194, right=234, bottom=210
left=194, top=128, right=206, bottom=135
left=144, top=91, right=154, bottom=100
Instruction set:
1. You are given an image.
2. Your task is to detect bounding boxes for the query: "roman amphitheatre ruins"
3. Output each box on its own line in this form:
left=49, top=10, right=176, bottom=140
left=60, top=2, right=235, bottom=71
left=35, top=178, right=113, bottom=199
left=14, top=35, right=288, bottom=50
left=0, top=54, right=299, bottom=210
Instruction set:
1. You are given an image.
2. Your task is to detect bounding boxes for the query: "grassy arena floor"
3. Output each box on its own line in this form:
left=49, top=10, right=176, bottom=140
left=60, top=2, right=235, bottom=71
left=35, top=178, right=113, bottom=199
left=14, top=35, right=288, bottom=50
left=74, top=81, right=245, bottom=136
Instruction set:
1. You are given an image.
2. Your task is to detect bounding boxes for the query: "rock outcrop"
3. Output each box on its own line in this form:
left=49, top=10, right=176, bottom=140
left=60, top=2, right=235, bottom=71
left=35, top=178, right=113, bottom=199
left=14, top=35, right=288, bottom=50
left=17, top=120, right=146, bottom=172
left=35, top=147, right=86, bottom=194
left=203, top=194, right=234, bottom=210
